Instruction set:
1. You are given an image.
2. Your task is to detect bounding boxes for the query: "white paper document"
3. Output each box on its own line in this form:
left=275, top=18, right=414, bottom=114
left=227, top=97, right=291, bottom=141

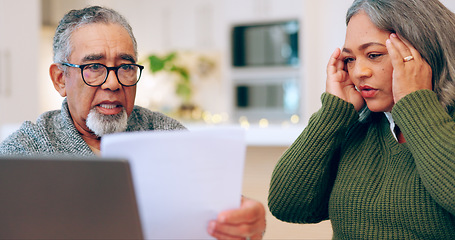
left=101, top=127, right=246, bottom=239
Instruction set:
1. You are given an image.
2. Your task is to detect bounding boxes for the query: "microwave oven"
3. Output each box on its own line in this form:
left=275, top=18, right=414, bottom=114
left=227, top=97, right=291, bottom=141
left=232, top=68, right=300, bottom=123
left=231, top=20, right=299, bottom=67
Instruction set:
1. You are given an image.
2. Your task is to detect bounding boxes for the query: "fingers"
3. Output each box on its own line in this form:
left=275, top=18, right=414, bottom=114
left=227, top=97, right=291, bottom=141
left=397, top=34, right=423, bottom=62
left=326, top=48, right=347, bottom=88
left=325, top=48, right=364, bottom=110
left=386, top=33, right=432, bottom=102
left=386, top=33, right=421, bottom=65
left=327, top=48, right=343, bottom=75
left=207, top=197, right=266, bottom=240
left=208, top=219, right=265, bottom=240
left=219, top=197, right=265, bottom=225
left=328, top=48, right=341, bottom=65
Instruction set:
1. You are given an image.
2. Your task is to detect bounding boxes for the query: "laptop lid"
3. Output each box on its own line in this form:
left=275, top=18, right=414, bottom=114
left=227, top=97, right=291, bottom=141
left=0, top=156, right=143, bottom=240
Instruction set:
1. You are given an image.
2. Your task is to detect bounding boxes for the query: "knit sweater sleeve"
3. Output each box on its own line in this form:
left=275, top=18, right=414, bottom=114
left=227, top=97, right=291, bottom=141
left=268, top=93, right=358, bottom=223
left=392, top=89, right=455, bottom=215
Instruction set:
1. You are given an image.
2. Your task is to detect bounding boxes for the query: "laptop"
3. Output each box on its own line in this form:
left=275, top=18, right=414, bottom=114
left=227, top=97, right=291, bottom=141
left=0, top=156, right=143, bottom=240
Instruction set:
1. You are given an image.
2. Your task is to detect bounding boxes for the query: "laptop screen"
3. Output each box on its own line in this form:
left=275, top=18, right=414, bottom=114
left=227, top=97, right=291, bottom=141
left=0, top=156, right=143, bottom=240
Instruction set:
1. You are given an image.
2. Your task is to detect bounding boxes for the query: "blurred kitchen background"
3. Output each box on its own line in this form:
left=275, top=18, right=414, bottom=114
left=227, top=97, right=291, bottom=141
left=1, top=0, right=357, bottom=135
left=1, top=0, right=454, bottom=239
left=3, top=0, right=454, bottom=138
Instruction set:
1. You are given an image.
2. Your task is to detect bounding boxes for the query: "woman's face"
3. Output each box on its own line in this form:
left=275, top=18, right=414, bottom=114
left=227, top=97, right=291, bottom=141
left=342, top=11, right=394, bottom=112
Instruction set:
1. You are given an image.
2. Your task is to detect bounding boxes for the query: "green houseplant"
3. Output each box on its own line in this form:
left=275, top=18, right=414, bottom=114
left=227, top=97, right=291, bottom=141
left=147, top=52, right=193, bottom=105
left=147, top=51, right=200, bottom=120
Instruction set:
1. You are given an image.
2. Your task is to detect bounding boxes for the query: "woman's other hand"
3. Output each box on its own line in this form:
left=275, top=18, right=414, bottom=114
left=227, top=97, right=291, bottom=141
left=386, top=33, right=432, bottom=103
left=326, top=48, right=365, bottom=111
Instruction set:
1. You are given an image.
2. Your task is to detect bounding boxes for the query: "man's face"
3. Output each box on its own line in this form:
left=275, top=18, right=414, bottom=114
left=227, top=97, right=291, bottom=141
left=62, top=23, right=137, bottom=137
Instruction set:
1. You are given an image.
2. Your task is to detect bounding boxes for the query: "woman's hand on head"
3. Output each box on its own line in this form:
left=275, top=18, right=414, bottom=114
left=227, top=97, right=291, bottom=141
left=386, top=33, right=432, bottom=103
left=326, top=48, right=365, bottom=111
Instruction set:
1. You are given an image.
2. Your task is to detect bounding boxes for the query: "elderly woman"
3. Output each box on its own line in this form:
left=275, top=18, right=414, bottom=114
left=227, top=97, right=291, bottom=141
left=268, top=0, right=455, bottom=239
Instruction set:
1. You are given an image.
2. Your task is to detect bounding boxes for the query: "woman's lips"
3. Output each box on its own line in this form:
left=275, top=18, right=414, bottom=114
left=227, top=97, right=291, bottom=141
left=358, top=86, right=378, bottom=98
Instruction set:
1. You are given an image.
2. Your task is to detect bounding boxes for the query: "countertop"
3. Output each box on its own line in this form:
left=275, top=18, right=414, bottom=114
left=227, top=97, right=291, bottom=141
left=185, top=123, right=304, bottom=147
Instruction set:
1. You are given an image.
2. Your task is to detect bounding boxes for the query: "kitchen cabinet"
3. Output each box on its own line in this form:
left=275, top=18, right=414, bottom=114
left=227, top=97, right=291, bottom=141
left=0, top=0, right=40, bottom=126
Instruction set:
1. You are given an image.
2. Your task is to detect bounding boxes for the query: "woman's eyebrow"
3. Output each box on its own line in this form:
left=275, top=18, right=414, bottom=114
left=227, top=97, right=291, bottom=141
left=342, top=48, right=352, bottom=54
left=342, top=42, right=386, bottom=53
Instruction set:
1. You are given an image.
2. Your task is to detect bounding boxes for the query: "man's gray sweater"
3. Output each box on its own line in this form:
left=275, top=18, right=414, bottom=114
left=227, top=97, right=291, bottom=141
left=0, top=99, right=186, bottom=156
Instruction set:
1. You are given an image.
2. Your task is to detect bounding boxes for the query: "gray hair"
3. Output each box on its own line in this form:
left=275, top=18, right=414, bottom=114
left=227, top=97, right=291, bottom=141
left=347, top=0, right=455, bottom=111
left=53, top=6, right=138, bottom=65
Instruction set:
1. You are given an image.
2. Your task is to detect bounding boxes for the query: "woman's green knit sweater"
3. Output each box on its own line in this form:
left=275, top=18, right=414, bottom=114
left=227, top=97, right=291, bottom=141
left=268, top=90, right=455, bottom=239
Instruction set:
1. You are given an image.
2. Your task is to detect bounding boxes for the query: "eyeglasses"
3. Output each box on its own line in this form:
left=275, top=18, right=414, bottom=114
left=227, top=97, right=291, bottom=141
left=61, top=62, right=144, bottom=87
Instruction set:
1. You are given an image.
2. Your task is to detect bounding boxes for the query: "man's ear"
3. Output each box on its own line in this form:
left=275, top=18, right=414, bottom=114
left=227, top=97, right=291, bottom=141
left=50, top=63, right=67, bottom=97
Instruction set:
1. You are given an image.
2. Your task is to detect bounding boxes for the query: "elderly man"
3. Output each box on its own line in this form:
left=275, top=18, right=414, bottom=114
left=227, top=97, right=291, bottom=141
left=0, top=6, right=265, bottom=239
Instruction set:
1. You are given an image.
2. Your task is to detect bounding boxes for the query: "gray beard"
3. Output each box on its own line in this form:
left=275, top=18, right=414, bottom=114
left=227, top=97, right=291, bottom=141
left=85, top=107, right=128, bottom=137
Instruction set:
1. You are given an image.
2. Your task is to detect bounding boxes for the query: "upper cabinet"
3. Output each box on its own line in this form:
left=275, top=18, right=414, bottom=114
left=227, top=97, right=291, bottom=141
left=0, top=0, right=40, bottom=126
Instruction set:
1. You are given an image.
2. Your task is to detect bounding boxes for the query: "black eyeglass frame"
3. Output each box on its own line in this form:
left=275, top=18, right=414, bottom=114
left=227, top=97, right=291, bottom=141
left=61, top=62, right=144, bottom=87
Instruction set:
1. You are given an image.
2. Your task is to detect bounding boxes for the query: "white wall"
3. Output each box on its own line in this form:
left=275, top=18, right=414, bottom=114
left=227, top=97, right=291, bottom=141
left=441, top=0, right=455, bottom=12
left=0, top=0, right=40, bottom=126
left=301, top=0, right=351, bottom=123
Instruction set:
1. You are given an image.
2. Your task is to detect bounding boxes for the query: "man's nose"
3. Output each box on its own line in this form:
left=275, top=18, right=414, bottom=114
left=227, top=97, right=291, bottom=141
left=101, top=69, right=121, bottom=91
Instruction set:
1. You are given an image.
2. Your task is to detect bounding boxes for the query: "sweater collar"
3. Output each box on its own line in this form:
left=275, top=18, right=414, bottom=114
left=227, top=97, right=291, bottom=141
left=383, top=112, right=398, bottom=141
